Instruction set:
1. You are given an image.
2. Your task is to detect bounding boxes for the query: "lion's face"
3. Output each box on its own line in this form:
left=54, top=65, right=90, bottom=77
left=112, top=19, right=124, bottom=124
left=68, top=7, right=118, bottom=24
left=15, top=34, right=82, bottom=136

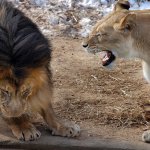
left=83, top=10, right=137, bottom=66
left=0, top=83, right=32, bottom=118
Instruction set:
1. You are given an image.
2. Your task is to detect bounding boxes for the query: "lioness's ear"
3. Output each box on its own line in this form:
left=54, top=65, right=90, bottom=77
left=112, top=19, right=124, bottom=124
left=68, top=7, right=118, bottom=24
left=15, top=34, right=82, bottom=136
left=113, top=13, right=136, bottom=32
left=114, top=0, right=130, bottom=11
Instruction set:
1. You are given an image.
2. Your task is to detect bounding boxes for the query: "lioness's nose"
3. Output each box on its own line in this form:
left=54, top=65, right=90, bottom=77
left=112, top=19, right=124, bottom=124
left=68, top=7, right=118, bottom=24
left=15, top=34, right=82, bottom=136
left=82, top=44, right=88, bottom=48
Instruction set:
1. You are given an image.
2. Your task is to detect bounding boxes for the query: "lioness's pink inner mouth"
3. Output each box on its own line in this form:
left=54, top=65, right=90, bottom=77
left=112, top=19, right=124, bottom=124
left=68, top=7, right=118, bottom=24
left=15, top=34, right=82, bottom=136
left=99, top=50, right=116, bottom=66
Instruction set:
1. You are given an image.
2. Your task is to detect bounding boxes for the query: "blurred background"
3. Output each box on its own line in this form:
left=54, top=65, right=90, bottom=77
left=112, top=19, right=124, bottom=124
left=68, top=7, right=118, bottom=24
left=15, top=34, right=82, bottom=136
left=8, top=0, right=150, bottom=38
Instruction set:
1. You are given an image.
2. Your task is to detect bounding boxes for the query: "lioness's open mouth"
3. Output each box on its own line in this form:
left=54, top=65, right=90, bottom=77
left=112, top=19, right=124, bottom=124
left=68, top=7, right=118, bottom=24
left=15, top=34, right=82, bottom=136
left=99, top=50, right=116, bottom=66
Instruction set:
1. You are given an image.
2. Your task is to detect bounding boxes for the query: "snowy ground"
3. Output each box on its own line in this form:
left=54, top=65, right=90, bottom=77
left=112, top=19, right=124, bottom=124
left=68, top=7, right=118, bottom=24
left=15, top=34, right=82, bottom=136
left=9, top=0, right=150, bottom=37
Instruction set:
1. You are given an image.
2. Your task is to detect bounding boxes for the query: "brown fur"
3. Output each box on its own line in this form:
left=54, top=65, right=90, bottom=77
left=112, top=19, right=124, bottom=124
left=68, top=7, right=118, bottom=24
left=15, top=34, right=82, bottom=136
left=0, top=0, right=80, bottom=141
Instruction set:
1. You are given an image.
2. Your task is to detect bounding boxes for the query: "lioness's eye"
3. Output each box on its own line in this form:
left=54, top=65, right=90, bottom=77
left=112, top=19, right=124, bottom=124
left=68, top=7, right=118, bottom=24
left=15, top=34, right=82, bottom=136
left=96, top=33, right=107, bottom=36
left=96, top=33, right=101, bottom=36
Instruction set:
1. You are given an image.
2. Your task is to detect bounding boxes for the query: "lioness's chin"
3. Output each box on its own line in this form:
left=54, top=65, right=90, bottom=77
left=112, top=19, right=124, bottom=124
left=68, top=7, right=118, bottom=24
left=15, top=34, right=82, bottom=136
left=103, top=61, right=116, bottom=70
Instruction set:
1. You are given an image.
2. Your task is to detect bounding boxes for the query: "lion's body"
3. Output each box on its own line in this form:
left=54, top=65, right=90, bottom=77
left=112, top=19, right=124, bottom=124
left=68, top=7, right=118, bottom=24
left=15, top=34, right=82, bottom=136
left=0, top=0, right=80, bottom=141
left=83, top=0, right=150, bottom=143
left=0, top=0, right=51, bottom=117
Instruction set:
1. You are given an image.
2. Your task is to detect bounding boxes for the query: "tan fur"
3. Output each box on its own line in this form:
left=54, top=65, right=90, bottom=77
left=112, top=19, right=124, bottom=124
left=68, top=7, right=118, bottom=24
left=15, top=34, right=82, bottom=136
left=83, top=0, right=150, bottom=143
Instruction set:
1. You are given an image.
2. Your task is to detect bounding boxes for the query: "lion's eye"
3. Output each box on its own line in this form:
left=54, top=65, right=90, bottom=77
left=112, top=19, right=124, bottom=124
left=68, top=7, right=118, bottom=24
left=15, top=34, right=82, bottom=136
left=0, top=88, right=10, bottom=97
left=22, top=88, right=31, bottom=99
left=0, top=89, right=11, bottom=105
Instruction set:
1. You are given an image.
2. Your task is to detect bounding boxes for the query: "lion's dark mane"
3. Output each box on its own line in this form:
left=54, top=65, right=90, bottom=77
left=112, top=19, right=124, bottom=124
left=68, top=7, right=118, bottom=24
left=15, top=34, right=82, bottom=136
left=0, top=0, right=51, bottom=79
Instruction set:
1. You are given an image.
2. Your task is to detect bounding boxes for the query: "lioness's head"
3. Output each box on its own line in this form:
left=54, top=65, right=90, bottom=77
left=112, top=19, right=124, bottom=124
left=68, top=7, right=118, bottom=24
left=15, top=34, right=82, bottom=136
left=82, top=0, right=138, bottom=66
left=0, top=81, right=32, bottom=118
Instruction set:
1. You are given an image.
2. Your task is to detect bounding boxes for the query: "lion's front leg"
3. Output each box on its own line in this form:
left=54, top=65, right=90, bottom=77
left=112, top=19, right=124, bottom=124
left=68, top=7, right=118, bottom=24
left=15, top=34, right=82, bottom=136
left=31, top=86, right=80, bottom=137
left=3, top=114, right=41, bottom=141
left=41, top=106, right=80, bottom=137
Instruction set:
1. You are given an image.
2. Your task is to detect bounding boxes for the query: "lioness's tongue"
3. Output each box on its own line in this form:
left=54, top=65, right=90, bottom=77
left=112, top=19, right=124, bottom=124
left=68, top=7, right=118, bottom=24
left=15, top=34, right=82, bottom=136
left=99, top=50, right=115, bottom=66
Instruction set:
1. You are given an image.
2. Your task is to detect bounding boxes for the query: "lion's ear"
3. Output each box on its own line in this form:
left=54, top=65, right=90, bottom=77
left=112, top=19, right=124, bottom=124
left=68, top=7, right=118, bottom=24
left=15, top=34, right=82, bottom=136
left=113, top=13, right=136, bottom=32
left=114, top=0, right=130, bottom=11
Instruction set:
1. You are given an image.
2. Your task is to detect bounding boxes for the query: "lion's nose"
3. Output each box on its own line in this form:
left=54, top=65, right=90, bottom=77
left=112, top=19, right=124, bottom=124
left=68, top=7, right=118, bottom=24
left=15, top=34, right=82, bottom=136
left=82, top=44, right=88, bottom=48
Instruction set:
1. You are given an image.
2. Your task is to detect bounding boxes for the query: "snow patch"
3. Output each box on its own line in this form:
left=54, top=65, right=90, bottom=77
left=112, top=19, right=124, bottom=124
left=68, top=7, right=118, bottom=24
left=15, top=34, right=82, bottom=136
left=10, top=0, right=150, bottom=37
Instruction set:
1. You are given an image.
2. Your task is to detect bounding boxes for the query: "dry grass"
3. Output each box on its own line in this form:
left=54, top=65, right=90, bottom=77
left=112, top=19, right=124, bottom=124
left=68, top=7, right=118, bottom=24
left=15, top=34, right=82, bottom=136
left=51, top=37, right=150, bottom=129
left=54, top=91, right=145, bottom=128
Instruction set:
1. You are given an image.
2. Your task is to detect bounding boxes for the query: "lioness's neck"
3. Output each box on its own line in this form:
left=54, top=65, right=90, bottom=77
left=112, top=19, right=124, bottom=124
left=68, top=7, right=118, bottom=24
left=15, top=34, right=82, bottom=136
left=132, top=14, right=150, bottom=61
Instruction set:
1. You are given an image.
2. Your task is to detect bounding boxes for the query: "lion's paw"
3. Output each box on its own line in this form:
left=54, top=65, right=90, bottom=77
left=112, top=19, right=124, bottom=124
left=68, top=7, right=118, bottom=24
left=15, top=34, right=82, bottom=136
left=142, top=130, right=150, bottom=143
left=52, top=124, right=80, bottom=137
left=11, top=124, right=41, bottom=141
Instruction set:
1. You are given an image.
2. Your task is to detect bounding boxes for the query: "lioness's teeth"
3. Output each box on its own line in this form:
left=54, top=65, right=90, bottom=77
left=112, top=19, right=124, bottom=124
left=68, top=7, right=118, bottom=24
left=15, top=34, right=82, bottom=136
left=103, top=55, right=109, bottom=61
left=99, top=51, right=108, bottom=60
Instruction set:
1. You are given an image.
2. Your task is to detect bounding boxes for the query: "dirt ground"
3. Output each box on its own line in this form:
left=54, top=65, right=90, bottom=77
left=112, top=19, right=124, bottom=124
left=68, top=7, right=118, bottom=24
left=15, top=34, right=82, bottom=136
left=50, top=35, right=150, bottom=142
left=0, top=35, right=150, bottom=143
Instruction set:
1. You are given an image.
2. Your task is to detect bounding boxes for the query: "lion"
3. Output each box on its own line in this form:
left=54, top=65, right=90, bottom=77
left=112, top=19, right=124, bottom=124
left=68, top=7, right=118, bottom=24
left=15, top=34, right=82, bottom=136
left=82, top=0, right=150, bottom=143
left=0, top=0, right=80, bottom=141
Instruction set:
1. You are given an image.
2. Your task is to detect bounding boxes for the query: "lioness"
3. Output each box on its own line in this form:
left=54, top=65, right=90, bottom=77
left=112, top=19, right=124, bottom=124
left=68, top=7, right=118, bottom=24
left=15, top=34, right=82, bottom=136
left=0, top=0, right=80, bottom=141
left=82, top=0, right=150, bottom=143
